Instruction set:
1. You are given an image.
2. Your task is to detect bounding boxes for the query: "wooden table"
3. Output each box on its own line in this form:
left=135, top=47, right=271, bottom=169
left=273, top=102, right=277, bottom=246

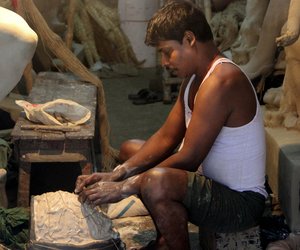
left=12, top=72, right=97, bottom=207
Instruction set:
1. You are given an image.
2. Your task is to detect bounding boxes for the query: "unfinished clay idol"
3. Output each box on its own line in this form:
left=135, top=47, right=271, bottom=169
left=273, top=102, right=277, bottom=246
left=0, top=7, right=37, bottom=101
left=30, top=191, right=122, bottom=249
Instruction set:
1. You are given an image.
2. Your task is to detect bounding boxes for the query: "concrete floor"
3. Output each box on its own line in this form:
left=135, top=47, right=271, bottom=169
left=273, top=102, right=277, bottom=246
left=102, top=67, right=172, bottom=150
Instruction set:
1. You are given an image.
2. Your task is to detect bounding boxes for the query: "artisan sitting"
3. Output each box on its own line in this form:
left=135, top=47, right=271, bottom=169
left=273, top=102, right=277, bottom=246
left=75, top=1, right=267, bottom=249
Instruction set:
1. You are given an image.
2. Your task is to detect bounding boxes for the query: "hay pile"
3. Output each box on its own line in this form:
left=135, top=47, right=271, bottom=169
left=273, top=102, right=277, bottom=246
left=74, top=0, right=142, bottom=68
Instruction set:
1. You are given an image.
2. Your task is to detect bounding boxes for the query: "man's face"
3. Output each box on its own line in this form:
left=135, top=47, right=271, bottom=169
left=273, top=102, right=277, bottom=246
left=158, top=39, right=193, bottom=78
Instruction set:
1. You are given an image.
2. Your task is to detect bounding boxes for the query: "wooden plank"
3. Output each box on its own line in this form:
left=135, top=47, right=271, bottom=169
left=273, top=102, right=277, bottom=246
left=17, top=162, right=31, bottom=207
left=21, top=124, right=81, bottom=132
left=11, top=72, right=97, bottom=140
left=21, top=152, right=87, bottom=162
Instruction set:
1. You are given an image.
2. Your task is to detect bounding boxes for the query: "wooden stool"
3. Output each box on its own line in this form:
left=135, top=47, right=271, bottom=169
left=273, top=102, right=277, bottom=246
left=199, top=225, right=262, bottom=249
left=12, top=72, right=97, bottom=207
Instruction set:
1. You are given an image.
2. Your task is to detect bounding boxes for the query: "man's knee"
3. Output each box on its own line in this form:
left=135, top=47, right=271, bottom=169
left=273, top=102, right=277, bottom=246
left=140, top=168, right=173, bottom=201
left=141, top=168, right=189, bottom=205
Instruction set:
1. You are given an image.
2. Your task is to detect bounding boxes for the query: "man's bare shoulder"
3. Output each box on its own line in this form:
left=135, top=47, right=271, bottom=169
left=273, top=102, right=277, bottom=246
left=205, top=62, right=249, bottom=93
left=200, top=61, right=257, bottom=126
left=197, top=62, right=253, bottom=115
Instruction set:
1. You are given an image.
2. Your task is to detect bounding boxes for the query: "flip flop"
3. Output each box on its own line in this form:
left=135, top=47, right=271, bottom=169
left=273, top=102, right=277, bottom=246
left=128, top=88, right=150, bottom=100
left=132, top=91, right=162, bottom=105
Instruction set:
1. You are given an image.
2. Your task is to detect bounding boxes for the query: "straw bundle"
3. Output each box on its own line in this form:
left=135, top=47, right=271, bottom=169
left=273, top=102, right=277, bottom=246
left=84, top=2, right=128, bottom=63
left=193, top=0, right=212, bottom=22
left=65, top=0, right=76, bottom=50
left=73, top=0, right=101, bottom=68
left=66, top=0, right=141, bottom=67
left=19, top=0, right=119, bottom=171
left=83, top=0, right=143, bottom=65
left=0, top=0, right=12, bottom=9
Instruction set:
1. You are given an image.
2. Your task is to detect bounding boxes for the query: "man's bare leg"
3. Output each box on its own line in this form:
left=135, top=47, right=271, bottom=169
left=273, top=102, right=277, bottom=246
left=119, top=140, right=166, bottom=249
left=140, top=167, right=190, bottom=250
left=119, top=140, right=190, bottom=249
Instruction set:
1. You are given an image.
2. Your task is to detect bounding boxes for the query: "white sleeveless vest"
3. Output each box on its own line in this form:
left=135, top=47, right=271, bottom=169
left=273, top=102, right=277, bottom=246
left=182, top=58, right=267, bottom=197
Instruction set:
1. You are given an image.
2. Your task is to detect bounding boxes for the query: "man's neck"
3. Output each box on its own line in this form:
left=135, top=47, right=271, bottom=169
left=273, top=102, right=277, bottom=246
left=194, top=41, right=222, bottom=82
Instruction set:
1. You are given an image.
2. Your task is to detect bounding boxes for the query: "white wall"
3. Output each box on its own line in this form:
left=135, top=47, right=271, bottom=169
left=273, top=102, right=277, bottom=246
left=118, top=0, right=160, bottom=68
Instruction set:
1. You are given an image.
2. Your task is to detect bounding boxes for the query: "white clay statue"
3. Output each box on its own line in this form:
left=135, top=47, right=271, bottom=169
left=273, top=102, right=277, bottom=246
left=0, top=7, right=37, bottom=101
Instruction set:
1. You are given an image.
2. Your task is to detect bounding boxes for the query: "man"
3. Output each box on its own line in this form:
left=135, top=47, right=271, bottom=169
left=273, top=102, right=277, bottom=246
left=75, top=2, right=267, bottom=249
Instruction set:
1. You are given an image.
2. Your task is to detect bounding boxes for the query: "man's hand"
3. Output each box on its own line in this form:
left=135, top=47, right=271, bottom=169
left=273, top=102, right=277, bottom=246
left=74, top=172, right=114, bottom=194
left=78, top=181, right=125, bottom=206
left=276, top=30, right=300, bottom=47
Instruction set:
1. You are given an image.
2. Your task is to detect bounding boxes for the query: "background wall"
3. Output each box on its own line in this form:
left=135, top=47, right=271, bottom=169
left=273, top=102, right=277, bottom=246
left=118, top=0, right=161, bottom=68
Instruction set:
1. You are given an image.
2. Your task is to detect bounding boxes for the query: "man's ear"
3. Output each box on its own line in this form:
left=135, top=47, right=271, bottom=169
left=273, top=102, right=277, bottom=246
left=184, top=31, right=196, bottom=46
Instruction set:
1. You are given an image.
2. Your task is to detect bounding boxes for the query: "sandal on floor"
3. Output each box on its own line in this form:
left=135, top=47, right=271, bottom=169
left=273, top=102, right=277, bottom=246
left=128, top=88, right=150, bottom=100
left=132, top=91, right=162, bottom=105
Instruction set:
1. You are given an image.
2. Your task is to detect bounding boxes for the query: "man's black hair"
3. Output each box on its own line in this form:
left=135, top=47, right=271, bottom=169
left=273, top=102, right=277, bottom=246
left=145, top=1, right=213, bottom=46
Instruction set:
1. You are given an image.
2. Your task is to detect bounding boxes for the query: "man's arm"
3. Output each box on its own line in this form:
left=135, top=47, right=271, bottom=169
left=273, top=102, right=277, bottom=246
left=77, top=66, right=244, bottom=205
left=111, top=85, right=188, bottom=180
left=75, top=79, right=189, bottom=193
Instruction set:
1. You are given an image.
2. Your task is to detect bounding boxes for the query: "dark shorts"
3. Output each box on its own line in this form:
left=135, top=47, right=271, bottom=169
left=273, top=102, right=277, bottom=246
left=183, top=172, right=266, bottom=233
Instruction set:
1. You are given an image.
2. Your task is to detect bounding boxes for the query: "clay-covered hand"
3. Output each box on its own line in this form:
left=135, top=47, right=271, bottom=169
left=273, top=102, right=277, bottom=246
left=78, top=181, right=125, bottom=205
left=276, top=0, right=300, bottom=47
left=74, top=172, right=114, bottom=194
left=276, top=29, right=300, bottom=47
